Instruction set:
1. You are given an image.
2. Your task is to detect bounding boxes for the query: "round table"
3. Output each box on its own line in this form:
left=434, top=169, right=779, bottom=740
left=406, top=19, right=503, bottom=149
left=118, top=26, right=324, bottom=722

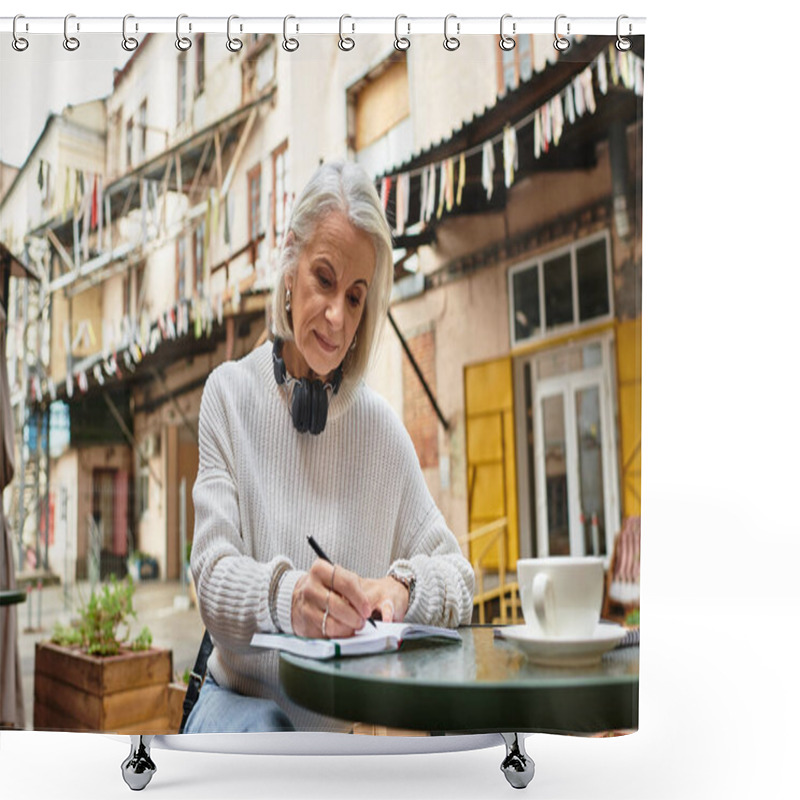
left=280, top=626, right=638, bottom=734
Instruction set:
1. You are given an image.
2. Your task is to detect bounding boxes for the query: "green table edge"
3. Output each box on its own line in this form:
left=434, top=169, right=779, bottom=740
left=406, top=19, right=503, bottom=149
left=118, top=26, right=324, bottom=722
left=0, top=590, right=27, bottom=606
left=280, top=650, right=638, bottom=734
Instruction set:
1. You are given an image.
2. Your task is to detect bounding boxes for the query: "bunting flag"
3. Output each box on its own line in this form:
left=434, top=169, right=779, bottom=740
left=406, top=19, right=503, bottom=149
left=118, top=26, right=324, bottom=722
left=503, top=125, right=518, bottom=189
left=445, top=158, right=454, bottom=213
left=374, top=47, right=643, bottom=211
left=481, top=141, right=495, bottom=201
left=436, top=161, right=446, bottom=220
left=456, top=153, right=466, bottom=206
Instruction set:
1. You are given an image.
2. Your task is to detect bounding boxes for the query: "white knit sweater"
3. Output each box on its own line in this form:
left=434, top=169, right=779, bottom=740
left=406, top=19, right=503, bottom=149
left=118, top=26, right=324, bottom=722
left=190, top=341, right=475, bottom=730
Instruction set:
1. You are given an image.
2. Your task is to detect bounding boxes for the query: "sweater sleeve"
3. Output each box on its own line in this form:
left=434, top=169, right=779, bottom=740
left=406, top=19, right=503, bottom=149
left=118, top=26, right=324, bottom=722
left=190, top=369, right=294, bottom=652
left=388, top=424, right=475, bottom=628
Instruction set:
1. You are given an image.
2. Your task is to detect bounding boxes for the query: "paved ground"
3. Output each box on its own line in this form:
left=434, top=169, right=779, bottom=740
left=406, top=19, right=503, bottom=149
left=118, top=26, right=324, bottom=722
left=16, top=578, right=205, bottom=730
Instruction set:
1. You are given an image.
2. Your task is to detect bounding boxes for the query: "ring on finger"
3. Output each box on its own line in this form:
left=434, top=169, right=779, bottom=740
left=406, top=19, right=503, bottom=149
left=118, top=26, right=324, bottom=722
left=330, top=564, right=337, bottom=592
left=322, top=588, right=332, bottom=637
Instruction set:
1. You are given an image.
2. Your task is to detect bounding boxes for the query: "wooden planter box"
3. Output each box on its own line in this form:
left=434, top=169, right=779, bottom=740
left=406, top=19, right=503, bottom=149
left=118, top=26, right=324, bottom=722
left=34, top=641, right=173, bottom=734
left=167, top=682, right=188, bottom=733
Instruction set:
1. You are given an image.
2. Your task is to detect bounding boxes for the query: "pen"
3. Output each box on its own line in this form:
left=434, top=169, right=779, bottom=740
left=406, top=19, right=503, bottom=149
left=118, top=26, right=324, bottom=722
left=307, top=535, right=377, bottom=627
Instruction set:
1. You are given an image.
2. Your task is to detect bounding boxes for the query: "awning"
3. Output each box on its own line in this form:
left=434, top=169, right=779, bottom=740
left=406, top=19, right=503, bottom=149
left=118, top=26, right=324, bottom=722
left=377, top=35, right=644, bottom=232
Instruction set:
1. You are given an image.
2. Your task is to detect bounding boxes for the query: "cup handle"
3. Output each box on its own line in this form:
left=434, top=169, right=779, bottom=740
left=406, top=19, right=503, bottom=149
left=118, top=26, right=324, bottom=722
left=532, top=573, right=555, bottom=634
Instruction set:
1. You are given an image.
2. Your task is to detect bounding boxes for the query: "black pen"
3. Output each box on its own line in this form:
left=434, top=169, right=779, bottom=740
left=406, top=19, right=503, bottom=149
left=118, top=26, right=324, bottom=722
left=307, top=535, right=376, bottom=627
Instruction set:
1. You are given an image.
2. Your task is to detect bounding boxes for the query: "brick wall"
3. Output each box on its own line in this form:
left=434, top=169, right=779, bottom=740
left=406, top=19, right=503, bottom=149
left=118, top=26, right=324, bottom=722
left=402, top=329, right=439, bottom=469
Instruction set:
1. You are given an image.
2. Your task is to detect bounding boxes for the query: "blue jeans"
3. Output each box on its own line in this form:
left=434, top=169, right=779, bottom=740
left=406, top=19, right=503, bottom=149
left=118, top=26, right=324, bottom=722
left=183, top=673, right=295, bottom=733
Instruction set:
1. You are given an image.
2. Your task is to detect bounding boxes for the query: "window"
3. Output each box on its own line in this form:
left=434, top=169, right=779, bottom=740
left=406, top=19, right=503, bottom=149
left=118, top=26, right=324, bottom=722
left=196, top=34, right=205, bottom=94
left=125, top=117, right=134, bottom=168
left=346, top=54, right=412, bottom=177
left=271, top=143, right=288, bottom=247
left=193, top=220, right=205, bottom=297
left=177, top=53, right=188, bottom=124
left=497, top=35, right=534, bottom=95
left=137, top=469, right=150, bottom=520
left=138, top=100, right=147, bottom=160
left=176, top=237, right=187, bottom=300
left=508, top=232, right=612, bottom=346
left=247, top=163, right=262, bottom=244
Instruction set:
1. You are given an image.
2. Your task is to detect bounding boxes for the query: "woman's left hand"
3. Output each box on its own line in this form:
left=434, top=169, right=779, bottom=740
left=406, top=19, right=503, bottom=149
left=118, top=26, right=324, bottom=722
left=362, top=576, right=410, bottom=623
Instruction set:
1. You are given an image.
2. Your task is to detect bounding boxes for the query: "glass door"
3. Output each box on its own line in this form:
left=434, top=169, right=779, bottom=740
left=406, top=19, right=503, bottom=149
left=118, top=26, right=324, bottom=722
left=531, top=340, right=619, bottom=558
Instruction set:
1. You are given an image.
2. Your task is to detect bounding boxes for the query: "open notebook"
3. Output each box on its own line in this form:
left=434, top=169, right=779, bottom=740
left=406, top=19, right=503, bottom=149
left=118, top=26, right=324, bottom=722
left=250, top=620, right=462, bottom=660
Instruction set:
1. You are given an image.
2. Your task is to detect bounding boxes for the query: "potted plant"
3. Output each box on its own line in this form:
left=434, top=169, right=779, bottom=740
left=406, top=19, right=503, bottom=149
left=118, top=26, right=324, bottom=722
left=34, top=575, right=173, bottom=733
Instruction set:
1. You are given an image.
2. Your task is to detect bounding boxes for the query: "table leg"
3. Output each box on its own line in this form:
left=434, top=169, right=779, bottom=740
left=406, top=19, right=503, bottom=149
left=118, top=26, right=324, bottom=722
left=500, top=733, right=535, bottom=789
left=121, top=735, right=157, bottom=791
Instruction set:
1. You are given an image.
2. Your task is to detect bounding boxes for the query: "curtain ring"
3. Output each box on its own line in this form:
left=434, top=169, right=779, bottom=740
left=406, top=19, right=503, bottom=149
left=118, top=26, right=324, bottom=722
left=63, top=14, right=80, bottom=52
left=394, top=14, right=410, bottom=51
left=226, top=15, right=243, bottom=52
left=12, top=15, right=29, bottom=52
left=443, top=14, right=460, bottom=51
left=282, top=15, right=299, bottom=52
left=616, top=15, right=632, bottom=51
left=553, top=14, right=570, bottom=52
left=122, top=14, right=139, bottom=52
left=499, top=14, right=515, bottom=51
left=339, top=15, right=355, bottom=51
left=175, top=14, right=192, bottom=51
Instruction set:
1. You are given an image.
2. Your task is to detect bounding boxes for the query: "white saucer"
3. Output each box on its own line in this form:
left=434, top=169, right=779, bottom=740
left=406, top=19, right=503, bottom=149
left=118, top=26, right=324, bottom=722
left=499, top=623, right=628, bottom=667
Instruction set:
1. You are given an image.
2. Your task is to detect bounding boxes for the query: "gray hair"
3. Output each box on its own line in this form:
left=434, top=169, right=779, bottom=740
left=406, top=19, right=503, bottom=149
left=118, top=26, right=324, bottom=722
left=271, top=161, right=393, bottom=390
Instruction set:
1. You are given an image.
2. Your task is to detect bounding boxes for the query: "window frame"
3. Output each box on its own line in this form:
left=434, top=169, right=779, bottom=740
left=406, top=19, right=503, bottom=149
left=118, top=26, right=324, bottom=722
left=507, top=230, right=614, bottom=348
left=247, top=162, right=262, bottom=245
left=138, top=100, right=147, bottom=161
left=192, top=220, right=205, bottom=298
left=125, top=117, right=134, bottom=169
left=270, top=141, right=289, bottom=248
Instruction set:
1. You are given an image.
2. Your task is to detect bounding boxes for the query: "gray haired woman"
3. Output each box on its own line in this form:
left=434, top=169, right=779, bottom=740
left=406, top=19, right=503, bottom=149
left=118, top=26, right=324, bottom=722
left=187, top=161, right=474, bottom=733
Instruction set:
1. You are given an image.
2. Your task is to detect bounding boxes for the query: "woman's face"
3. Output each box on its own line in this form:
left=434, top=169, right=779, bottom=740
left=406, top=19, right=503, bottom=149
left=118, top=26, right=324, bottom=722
left=284, top=211, right=376, bottom=381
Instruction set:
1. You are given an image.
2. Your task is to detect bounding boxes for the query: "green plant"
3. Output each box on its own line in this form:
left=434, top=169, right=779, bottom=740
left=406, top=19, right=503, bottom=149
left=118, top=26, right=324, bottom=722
left=51, top=620, right=83, bottom=647
left=130, top=625, right=153, bottom=652
left=624, top=608, right=640, bottom=627
left=49, top=575, right=154, bottom=656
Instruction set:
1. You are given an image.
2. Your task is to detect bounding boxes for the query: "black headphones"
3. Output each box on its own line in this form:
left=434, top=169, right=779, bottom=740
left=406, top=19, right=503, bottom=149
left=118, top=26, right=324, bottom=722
left=272, top=338, right=343, bottom=435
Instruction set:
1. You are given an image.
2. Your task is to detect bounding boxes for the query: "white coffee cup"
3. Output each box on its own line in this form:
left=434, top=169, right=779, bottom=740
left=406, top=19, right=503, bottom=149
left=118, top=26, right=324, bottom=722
left=517, top=557, right=604, bottom=638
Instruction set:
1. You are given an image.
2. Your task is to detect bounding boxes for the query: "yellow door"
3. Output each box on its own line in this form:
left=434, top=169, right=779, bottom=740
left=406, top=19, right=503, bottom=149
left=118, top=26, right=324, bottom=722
left=463, top=357, right=518, bottom=570
left=616, top=318, right=641, bottom=517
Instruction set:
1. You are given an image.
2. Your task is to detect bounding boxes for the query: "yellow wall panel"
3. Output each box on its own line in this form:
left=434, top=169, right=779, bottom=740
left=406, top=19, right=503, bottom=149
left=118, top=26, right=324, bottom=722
left=616, top=318, right=642, bottom=516
left=464, top=357, right=518, bottom=570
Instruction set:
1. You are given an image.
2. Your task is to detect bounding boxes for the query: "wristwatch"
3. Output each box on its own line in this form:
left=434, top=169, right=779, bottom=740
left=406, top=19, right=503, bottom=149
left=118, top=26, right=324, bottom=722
left=388, top=566, right=416, bottom=607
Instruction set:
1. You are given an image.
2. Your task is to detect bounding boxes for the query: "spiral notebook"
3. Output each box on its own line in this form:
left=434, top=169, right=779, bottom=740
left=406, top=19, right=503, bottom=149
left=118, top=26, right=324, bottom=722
left=251, top=621, right=462, bottom=660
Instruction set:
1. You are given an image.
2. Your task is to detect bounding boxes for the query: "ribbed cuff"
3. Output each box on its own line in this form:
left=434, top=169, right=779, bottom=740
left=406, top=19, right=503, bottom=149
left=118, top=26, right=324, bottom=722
left=276, top=569, right=306, bottom=633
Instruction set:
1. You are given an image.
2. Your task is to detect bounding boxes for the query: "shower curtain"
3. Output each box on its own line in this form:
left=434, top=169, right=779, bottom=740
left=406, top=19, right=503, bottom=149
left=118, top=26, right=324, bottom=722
left=0, top=17, right=643, bottom=736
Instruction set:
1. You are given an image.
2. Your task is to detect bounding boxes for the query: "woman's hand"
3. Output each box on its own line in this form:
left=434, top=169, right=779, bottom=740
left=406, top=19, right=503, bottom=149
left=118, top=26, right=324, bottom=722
left=362, top=576, right=410, bottom=623
left=291, top=560, right=372, bottom=638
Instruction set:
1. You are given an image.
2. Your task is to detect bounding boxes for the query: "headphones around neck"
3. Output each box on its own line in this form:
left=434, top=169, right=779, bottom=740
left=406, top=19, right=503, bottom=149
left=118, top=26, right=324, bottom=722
left=272, top=338, right=343, bottom=435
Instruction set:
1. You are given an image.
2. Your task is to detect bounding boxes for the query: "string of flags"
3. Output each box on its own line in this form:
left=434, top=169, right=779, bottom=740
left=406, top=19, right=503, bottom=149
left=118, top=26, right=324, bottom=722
left=29, top=290, right=237, bottom=403
left=379, top=43, right=644, bottom=236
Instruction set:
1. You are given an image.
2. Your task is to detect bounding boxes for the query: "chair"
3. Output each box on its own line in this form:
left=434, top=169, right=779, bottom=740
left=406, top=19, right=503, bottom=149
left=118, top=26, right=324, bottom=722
left=601, top=516, right=640, bottom=625
left=457, top=517, right=520, bottom=625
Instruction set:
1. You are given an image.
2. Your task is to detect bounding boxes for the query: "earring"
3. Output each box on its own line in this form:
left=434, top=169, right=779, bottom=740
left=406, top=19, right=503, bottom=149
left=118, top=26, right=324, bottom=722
left=350, top=332, right=358, bottom=352
left=285, top=288, right=292, bottom=313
